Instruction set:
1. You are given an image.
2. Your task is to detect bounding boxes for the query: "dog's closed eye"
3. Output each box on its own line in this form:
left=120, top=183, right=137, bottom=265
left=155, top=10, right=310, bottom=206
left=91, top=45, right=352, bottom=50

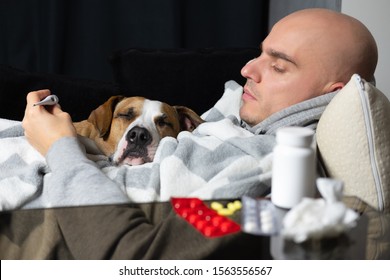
left=116, top=108, right=135, bottom=120
left=156, top=114, right=173, bottom=129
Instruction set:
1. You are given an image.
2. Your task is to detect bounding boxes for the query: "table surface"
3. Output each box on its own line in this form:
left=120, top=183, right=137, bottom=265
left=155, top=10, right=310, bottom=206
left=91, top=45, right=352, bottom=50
left=203, top=196, right=389, bottom=260
left=0, top=196, right=388, bottom=260
left=238, top=196, right=390, bottom=260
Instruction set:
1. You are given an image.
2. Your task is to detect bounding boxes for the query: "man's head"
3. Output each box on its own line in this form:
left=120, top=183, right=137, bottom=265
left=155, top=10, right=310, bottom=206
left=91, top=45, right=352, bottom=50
left=239, top=8, right=378, bottom=126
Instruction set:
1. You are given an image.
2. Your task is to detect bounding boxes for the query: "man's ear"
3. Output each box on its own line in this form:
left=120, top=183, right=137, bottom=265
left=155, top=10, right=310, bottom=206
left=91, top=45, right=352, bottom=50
left=174, top=106, right=204, bottom=132
left=87, top=95, right=125, bottom=138
left=326, top=82, right=345, bottom=93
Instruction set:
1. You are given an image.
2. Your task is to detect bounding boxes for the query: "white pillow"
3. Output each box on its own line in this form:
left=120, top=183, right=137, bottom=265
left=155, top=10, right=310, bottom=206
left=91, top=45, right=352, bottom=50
left=317, top=74, right=390, bottom=212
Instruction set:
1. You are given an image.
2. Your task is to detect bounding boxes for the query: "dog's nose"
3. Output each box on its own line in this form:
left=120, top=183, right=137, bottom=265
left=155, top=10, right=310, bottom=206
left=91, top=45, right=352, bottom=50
left=127, top=126, right=152, bottom=146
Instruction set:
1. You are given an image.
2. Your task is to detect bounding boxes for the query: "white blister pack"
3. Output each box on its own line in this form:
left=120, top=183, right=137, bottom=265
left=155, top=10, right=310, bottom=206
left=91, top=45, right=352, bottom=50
left=241, top=196, right=281, bottom=236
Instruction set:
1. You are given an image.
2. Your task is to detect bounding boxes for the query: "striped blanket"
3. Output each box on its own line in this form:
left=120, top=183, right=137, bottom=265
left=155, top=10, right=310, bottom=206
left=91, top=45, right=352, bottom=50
left=0, top=81, right=275, bottom=210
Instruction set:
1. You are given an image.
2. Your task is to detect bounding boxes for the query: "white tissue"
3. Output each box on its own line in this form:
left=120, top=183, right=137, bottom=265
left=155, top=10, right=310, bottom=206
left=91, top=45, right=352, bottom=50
left=281, top=178, right=359, bottom=243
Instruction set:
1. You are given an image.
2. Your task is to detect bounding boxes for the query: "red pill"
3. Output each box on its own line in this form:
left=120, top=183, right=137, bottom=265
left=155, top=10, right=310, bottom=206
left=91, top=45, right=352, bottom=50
left=196, top=220, right=208, bottom=231
left=204, top=214, right=213, bottom=222
left=220, top=221, right=233, bottom=232
left=180, top=208, right=192, bottom=218
left=188, top=214, right=200, bottom=224
left=204, top=226, right=218, bottom=237
left=211, top=215, right=225, bottom=227
left=190, top=199, right=203, bottom=208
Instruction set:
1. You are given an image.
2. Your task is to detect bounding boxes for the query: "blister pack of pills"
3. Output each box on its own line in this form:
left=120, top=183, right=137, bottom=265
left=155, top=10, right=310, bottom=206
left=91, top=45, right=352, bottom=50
left=241, top=196, right=280, bottom=236
left=171, top=197, right=241, bottom=238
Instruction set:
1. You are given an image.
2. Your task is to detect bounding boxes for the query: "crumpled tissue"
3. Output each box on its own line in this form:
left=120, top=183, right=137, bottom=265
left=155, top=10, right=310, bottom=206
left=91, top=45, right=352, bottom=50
left=282, top=178, right=359, bottom=243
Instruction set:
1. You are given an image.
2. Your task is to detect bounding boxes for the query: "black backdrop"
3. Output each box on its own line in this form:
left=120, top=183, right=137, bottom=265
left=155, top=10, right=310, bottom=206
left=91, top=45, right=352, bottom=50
left=0, top=0, right=268, bottom=81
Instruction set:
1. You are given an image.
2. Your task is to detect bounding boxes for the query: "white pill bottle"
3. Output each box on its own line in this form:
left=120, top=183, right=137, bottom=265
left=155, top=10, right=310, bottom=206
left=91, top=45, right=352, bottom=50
left=271, top=126, right=316, bottom=209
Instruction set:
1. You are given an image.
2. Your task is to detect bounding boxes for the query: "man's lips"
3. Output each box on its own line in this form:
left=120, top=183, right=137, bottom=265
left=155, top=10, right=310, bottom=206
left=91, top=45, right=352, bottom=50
left=242, top=87, right=257, bottom=101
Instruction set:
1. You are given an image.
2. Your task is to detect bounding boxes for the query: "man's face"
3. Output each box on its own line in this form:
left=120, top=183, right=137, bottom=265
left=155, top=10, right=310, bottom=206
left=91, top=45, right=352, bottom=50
left=239, top=19, right=332, bottom=126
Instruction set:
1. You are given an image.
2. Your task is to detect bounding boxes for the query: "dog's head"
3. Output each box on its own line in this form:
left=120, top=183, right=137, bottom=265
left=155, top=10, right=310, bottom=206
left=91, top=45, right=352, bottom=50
left=85, top=96, right=203, bottom=166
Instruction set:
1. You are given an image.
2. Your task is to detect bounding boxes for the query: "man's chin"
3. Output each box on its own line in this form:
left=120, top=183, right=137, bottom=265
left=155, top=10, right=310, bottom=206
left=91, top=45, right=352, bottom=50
left=239, top=106, right=260, bottom=127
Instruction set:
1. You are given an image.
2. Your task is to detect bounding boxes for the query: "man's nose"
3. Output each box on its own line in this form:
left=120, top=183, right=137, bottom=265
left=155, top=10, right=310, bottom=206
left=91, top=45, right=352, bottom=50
left=241, top=57, right=261, bottom=82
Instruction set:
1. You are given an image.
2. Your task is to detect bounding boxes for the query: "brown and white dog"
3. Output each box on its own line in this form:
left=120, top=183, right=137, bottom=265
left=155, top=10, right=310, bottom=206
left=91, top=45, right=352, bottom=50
left=74, top=96, right=204, bottom=166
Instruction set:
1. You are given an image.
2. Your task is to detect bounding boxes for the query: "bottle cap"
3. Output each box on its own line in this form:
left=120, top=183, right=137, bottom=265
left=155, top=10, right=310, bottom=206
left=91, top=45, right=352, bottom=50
left=276, top=126, right=314, bottom=147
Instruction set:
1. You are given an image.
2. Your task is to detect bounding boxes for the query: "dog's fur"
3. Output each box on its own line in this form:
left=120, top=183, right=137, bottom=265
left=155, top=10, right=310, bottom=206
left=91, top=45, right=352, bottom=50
left=74, top=96, right=203, bottom=166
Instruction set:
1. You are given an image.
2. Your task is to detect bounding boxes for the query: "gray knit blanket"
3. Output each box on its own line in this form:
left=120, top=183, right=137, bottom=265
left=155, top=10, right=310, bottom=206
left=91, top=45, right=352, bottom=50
left=0, top=81, right=276, bottom=210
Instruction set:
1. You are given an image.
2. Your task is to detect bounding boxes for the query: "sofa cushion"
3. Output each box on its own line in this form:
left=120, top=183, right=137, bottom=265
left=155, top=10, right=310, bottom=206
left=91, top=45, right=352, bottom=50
left=317, top=74, right=390, bottom=212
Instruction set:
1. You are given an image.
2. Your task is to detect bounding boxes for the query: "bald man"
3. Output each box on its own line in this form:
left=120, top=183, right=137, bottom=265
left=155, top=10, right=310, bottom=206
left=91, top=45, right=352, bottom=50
left=6, top=8, right=378, bottom=259
left=240, top=8, right=377, bottom=126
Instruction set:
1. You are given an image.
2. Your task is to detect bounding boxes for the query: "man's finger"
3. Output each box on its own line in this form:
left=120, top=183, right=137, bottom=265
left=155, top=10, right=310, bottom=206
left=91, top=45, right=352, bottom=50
left=26, top=89, right=52, bottom=106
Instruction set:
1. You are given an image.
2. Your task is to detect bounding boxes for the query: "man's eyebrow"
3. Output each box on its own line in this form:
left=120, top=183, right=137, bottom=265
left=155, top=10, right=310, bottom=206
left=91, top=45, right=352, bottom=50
left=260, top=43, right=297, bottom=66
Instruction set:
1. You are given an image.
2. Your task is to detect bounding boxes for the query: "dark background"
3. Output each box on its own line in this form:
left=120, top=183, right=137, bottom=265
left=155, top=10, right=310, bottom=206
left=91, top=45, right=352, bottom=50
left=0, top=0, right=339, bottom=121
left=0, top=0, right=269, bottom=82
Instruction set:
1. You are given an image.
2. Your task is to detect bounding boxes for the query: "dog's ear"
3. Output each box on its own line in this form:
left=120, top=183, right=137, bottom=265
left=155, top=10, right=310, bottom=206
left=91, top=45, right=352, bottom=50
left=174, top=106, right=204, bottom=132
left=88, top=95, right=125, bottom=138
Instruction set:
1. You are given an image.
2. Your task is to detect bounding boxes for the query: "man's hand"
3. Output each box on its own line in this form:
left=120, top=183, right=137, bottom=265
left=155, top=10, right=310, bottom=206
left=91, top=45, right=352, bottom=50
left=22, top=89, right=77, bottom=156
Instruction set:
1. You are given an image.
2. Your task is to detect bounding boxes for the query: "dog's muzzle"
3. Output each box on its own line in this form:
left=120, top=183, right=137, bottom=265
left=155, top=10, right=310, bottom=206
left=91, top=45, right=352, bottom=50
left=127, top=126, right=152, bottom=147
left=117, top=126, right=153, bottom=165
